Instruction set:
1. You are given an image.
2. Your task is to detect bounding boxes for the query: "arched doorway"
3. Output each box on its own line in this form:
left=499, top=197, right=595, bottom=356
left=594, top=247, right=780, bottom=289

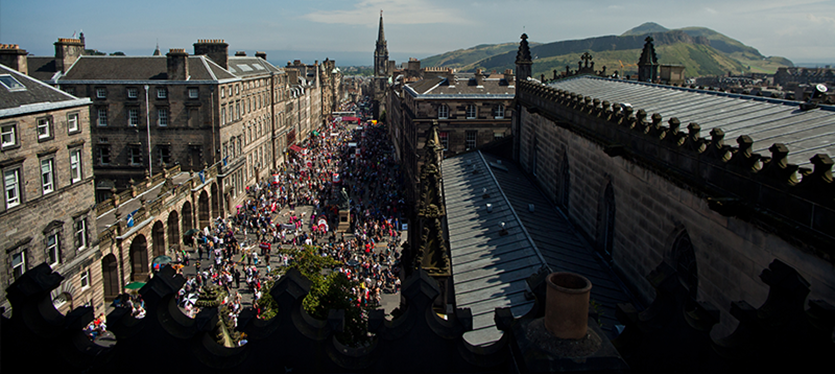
left=101, top=254, right=119, bottom=301
left=559, top=151, right=570, bottom=209
left=182, top=201, right=193, bottom=232
left=211, top=183, right=220, bottom=219
left=671, top=229, right=698, bottom=300
left=130, top=235, right=149, bottom=281
left=198, top=191, right=210, bottom=230
left=598, top=182, right=615, bottom=263
left=152, top=221, right=165, bottom=257
left=167, top=211, right=180, bottom=252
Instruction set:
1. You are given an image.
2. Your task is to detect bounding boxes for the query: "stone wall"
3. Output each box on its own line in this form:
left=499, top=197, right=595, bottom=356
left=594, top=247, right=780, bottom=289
left=516, top=84, right=835, bottom=336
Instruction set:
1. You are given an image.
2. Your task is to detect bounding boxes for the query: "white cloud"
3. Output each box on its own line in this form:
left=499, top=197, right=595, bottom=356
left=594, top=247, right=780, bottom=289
left=302, top=0, right=470, bottom=26
left=705, top=7, right=717, bottom=14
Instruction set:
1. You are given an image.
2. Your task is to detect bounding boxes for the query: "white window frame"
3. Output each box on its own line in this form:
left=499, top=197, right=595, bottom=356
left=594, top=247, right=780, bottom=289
left=67, top=113, right=79, bottom=133
left=12, top=251, right=25, bottom=280
left=495, top=104, right=505, bottom=119
left=75, top=218, right=87, bottom=251
left=37, top=117, right=51, bottom=139
left=438, top=105, right=449, bottom=119
left=189, top=88, right=199, bottom=99
left=4, top=167, right=21, bottom=208
left=41, top=158, right=54, bottom=195
left=127, top=87, right=138, bottom=99
left=157, top=87, right=167, bottom=99
left=96, top=88, right=107, bottom=99
left=158, top=108, right=168, bottom=127
left=80, top=268, right=90, bottom=289
left=1, top=123, right=16, bottom=149
left=47, top=234, right=60, bottom=267
left=97, top=108, right=107, bottom=127
left=128, top=108, right=139, bottom=127
left=466, top=104, right=477, bottom=119
left=70, top=149, right=82, bottom=184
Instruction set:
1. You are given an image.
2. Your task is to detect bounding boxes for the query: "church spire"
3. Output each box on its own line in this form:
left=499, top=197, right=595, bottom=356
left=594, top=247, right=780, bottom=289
left=374, top=9, right=389, bottom=77
left=377, top=10, right=386, bottom=47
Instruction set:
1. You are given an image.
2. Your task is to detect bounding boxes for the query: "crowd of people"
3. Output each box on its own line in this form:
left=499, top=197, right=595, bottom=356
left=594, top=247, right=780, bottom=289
left=169, top=99, right=407, bottom=320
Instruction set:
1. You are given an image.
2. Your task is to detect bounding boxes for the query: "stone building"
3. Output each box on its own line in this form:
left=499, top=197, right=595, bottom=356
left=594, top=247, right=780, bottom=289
left=0, top=62, right=99, bottom=315
left=386, top=64, right=514, bottom=205
left=371, top=11, right=393, bottom=119
left=510, top=33, right=835, bottom=339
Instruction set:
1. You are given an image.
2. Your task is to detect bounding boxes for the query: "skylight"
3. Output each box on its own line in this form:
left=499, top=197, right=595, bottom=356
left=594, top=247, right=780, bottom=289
left=252, top=64, right=265, bottom=70
left=238, top=65, right=253, bottom=72
left=0, top=75, right=25, bottom=91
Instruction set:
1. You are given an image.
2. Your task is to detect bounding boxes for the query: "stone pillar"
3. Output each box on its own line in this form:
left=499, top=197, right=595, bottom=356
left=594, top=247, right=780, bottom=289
left=337, top=209, right=351, bottom=233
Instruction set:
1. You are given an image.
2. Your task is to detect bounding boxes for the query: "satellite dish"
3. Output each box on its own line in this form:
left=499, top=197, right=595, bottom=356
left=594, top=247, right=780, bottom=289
left=816, top=84, right=828, bottom=93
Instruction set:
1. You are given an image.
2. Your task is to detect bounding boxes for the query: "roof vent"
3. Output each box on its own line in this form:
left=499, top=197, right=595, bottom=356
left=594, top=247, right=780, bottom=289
left=528, top=204, right=535, bottom=213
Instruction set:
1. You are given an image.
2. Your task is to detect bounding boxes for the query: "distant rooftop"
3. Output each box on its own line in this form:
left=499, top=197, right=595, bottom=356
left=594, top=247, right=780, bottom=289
left=548, top=76, right=835, bottom=168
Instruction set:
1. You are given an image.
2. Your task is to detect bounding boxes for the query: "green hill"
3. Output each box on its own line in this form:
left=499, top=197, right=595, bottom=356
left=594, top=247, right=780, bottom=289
left=622, top=22, right=669, bottom=36
left=419, top=23, right=793, bottom=77
left=420, top=42, right=535, bottom=69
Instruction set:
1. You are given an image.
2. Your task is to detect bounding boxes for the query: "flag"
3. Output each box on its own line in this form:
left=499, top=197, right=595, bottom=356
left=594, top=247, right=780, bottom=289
left=126, top=209, right=139, bottom=228
left=199, top=170, right=206, bottom=183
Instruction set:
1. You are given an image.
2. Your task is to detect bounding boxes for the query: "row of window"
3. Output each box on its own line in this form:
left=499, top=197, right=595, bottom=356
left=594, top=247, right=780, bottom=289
left=96, top=107, right=168, bottom=127
left=1, top=114, right=80, bottom=151
left=3, top=148, right=84, bottom=209
left=12, top=217, right=89, bottom=283
left=221, top=92, right=269, bottom=126
left=219, top=78, right=270, bottom=100
left=437, top=104, right=505, bottom=120
left=96, top=144, right=200, bottom=167
left=94, top=87, right=197, bottom=100
left=435, top=130, right=505, bottom=151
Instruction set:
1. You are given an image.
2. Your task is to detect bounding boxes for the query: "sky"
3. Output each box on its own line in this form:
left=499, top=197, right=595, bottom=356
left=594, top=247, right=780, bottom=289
left=2, top=0, right=834, bottom=67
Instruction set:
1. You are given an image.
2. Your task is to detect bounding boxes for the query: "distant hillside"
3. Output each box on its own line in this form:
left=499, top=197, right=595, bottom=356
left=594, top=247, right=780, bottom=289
left=420, top=42, right=535, bottom=69
left=621, top=22, right=669, bottom=36
left=419, top=23, right=793, bottom=78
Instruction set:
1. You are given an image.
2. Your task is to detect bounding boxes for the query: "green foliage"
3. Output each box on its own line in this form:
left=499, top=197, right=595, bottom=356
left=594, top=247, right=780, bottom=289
left=379, top=110, right=387, bottom=124
left=257, top=245, right=372, bottom=346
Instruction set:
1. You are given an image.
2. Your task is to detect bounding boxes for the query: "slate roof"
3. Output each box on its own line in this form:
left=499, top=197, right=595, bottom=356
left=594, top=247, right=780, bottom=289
left=226, top=56, right=282, bottom=78
left=444, top=151, right=636, bottom=346
left=548, top=76, right=835, bottom=168
left=0, top=63, right=90, bottom=115
left=26, top=56, right=60, bottom=82
left=405, top=74, right=514, bottom=99
left=60, top=55, right=236, bottom=82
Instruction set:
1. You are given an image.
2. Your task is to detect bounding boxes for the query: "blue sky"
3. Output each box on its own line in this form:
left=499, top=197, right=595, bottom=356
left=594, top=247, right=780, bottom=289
left=2, top=0, right=834, bottom=67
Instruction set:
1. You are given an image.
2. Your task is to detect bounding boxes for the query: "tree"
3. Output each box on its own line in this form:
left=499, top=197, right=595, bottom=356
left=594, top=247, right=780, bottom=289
left=257, top=245, right=372, bottom=346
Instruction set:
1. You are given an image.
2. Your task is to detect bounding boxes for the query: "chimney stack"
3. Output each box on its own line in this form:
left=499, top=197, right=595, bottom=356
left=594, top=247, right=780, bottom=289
left=167, top=49, right=189, bottom=81
left=0, top=44, right=29, bottom=75
left=193, top=39, right=228, bottom=69
left=235, top=51, right=246, bottom=56
left=475, top=68, right=485, bottom=87
left=255, top=51, right=267, bottom=60
left=54, top=37, right=85, bottom=74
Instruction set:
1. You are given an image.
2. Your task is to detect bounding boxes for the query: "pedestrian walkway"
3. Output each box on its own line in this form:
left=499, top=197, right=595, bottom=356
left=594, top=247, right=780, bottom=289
left=160, top=97, right=408, bottom=328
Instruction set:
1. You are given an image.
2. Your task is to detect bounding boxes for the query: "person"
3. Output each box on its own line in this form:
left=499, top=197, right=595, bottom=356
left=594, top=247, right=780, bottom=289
left=234, top=267, right=241, bottom=288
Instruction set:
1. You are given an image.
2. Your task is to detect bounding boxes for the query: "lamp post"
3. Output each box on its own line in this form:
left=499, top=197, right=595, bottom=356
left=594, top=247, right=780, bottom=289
left=145, top=85, right=152, bottom=177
